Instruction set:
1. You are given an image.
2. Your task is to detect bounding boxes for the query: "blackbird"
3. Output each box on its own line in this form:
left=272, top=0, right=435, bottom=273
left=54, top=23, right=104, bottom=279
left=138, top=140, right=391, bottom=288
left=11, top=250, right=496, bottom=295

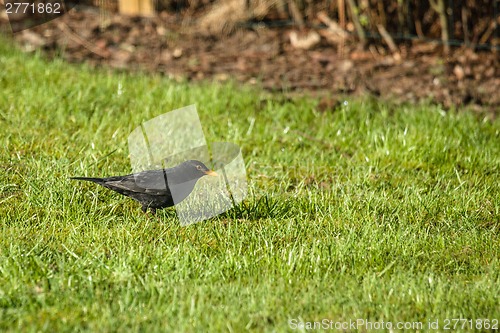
left=71, top=160, right=218, bottom=214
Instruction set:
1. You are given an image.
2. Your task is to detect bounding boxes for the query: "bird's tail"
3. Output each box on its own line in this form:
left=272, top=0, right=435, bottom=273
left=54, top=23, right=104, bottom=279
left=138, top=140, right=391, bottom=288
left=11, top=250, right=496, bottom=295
left=70, top=177, right=105, bottom=183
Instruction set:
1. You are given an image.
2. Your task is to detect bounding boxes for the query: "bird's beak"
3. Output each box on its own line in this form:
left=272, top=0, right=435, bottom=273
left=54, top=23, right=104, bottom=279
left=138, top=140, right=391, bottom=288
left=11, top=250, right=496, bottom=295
left=204, top=170, right=218, bottom=177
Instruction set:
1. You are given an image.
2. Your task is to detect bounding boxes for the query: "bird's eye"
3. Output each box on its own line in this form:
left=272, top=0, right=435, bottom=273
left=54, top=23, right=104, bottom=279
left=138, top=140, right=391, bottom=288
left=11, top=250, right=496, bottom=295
left=196, top=165, right=202, bottom=170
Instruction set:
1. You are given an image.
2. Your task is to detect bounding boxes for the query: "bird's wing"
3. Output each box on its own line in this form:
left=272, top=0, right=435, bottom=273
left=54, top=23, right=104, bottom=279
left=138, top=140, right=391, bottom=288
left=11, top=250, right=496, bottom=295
left=102, top=171, right=170, bottom=196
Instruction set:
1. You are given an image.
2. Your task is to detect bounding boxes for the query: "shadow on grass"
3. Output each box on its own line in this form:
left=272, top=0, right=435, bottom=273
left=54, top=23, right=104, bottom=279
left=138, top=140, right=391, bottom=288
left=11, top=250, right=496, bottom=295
left=216, top=194, right=294, bottom=221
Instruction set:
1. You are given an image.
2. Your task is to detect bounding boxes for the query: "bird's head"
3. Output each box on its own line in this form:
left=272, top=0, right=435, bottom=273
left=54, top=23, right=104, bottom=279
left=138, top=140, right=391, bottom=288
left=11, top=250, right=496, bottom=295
left=184, top=160, right=218, bottom=178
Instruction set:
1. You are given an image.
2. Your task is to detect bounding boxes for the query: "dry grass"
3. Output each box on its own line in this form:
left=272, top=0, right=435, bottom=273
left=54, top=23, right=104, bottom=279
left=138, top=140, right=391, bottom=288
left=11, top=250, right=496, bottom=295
left=197, top=0, right=276, bottom=34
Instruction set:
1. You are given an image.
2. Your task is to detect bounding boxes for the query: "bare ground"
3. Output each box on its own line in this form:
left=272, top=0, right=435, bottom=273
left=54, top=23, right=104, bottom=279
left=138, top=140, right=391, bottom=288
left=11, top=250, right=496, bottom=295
left=2, top=7, right=499, bottom=114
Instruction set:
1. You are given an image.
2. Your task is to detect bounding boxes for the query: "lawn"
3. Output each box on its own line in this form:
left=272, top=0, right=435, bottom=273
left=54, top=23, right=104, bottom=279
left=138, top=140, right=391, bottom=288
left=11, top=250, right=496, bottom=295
left=1, top=39, right=499, bottom=332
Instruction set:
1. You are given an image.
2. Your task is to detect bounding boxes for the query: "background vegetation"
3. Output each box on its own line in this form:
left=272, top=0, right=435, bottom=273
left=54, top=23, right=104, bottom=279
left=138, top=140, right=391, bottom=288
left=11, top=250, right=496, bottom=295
left=148, top=0, right=499, bottom=51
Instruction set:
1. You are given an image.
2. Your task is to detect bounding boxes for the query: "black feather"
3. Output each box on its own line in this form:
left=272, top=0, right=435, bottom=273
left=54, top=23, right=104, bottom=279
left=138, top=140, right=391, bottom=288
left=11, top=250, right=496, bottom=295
left=71, top=160, right=216, bottom=214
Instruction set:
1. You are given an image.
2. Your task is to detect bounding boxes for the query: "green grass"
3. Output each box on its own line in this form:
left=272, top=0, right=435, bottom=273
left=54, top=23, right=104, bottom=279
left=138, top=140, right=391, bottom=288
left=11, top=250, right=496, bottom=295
left=1, top=38, right=499, bottom=332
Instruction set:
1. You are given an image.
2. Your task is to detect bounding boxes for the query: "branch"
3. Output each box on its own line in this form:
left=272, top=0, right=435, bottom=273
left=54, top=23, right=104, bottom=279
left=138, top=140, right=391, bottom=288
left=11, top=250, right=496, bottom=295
left=345, top=0, right=366, bottom=44
left=429, top=0, right=449, bottom=54
left=377, top=24, right=400, bottom=60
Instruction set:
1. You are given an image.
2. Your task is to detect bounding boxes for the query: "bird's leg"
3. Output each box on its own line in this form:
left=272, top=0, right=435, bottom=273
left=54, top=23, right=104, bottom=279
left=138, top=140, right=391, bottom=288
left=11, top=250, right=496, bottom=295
left=141, top=205, right=156, bottom=220
left=142, top=206, right=161, bottom=222
left=151, top=208, right=162, bottom=222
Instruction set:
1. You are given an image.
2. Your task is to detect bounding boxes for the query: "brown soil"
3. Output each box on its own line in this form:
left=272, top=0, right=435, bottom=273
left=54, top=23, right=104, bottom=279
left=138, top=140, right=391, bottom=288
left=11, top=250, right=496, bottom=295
left=3, top=7, right=499, bottom=114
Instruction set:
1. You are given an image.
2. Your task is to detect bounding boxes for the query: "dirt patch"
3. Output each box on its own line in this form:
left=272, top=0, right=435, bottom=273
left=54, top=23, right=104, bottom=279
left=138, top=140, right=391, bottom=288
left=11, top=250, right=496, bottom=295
left=2, top=7, right=499, bottom=114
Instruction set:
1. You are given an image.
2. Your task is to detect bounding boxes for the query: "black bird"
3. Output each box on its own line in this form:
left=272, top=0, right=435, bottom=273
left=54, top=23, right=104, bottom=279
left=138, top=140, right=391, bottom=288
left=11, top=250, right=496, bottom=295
left=71, top=160, right=218, bottom=214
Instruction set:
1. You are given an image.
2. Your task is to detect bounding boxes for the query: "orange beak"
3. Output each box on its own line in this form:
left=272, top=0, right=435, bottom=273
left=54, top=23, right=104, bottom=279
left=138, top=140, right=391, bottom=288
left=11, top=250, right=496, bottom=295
left=204, top=170, right=218, bottom=177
